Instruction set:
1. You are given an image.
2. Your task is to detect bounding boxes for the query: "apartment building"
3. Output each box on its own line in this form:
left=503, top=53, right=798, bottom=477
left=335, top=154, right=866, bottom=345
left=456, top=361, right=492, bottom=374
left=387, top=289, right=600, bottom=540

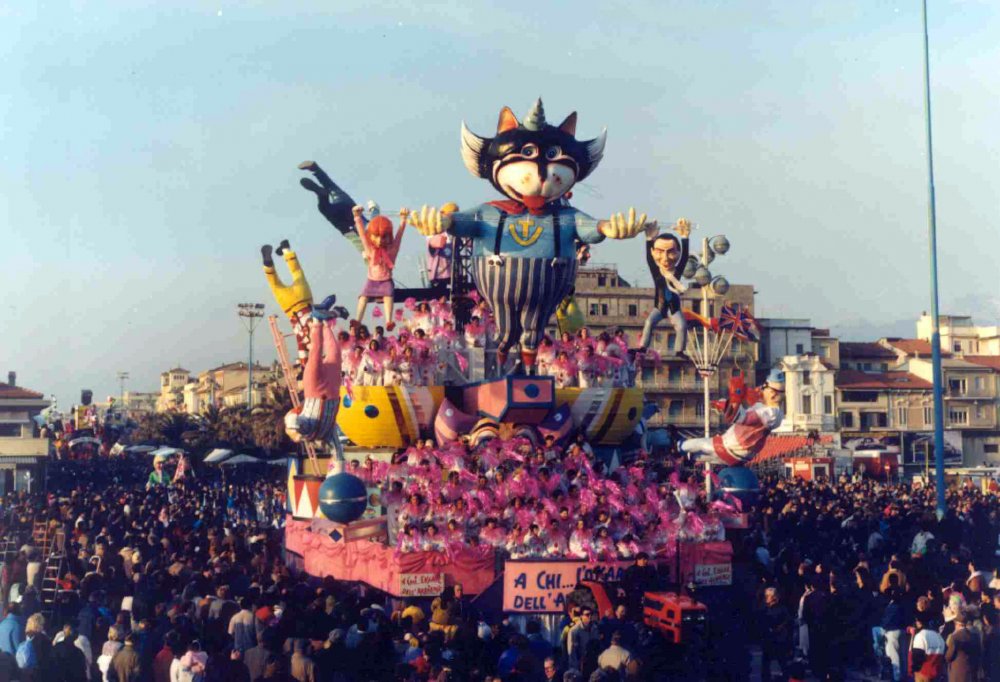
left=916, top=313, right=1000, bottom=356
left=0, top=372, right=50, bottom=493
left=553, top=265, right=758, bottom=430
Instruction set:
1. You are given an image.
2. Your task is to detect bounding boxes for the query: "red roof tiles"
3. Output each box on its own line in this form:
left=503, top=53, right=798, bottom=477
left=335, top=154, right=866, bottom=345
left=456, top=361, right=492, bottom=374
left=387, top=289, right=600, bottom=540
left=882, top=338, right=951, bottom=357
left=752, top=434, right=834, bottom=463
left=835, top=370, right=932, bottom=390
left=964, top=355, right=1000, bottom=371
left=0, top=382, right=45, bottom=400
left=839, top=342, right=897, bottom=360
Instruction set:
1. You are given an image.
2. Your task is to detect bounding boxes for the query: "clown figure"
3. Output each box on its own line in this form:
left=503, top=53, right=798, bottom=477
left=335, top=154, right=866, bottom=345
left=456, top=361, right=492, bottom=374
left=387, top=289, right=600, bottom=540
left=681, top=372, right=785, bottom=466
left=408, top=99, right=654, bottom=374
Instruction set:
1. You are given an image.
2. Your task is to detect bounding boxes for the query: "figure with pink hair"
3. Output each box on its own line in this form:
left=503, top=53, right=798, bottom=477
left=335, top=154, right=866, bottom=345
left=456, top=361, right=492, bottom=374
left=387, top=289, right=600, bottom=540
left=352, top=205, right=408, bottom=329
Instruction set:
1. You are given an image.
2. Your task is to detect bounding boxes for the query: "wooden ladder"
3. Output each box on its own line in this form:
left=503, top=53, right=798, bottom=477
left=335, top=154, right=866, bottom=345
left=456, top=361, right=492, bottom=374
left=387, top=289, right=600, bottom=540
left=39, top=551, right=65, bottom=620
left=0, top=533, right=18, bottom=565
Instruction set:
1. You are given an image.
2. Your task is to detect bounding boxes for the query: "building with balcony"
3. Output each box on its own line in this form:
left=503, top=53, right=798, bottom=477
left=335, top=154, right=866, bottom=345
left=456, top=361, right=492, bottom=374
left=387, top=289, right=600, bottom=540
left=157, top=367, right=191, bottom=412
left=775, top=354, right=837, bottom=434
left=839, top=342, right=899, bottom=374
left=121, top=391, right=159, bottom=418
left=905, top=356, right=1000, bottom=464
left=197, top=362, right=274, bottom=413
left=836, top=370, right=932, bottom=432
left=962, top=356, right=1000, bottom=462
left=916, top=313, right=1000, bottom=356
left=549, top=265, right=758, bottom=430
left=0, top=372, right=51, bottom=494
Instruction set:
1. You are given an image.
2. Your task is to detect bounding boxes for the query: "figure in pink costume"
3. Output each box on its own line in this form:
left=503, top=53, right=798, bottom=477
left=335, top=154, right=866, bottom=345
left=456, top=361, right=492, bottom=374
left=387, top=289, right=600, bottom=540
left=284, top=319, right=345, bottom=471
left=352, top=205, right=408, bottom=329
left=681, top=373, right=784, bottom=466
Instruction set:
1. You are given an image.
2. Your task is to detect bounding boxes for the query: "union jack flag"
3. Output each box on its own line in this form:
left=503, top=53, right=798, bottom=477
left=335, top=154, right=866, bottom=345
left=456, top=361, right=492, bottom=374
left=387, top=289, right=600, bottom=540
left=718, top=304, right=760, bottom=342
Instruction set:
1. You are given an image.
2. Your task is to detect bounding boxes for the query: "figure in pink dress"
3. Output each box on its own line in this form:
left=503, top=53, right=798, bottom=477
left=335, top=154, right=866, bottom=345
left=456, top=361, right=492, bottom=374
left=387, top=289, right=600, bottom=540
left=352, top=205, right=408, bottom=329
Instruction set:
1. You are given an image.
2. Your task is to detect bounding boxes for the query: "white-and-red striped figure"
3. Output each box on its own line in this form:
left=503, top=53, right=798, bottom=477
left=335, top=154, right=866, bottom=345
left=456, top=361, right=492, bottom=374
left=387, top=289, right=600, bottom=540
left=682, top=374, right=784, bottom=466
left=284, top=321, right=343, bottom=465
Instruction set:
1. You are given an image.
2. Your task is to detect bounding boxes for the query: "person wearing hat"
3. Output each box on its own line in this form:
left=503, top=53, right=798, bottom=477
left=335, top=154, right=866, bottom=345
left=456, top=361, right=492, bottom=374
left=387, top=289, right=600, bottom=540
left=680, top=371, right=785, bottom=465
left=147, top=456, right=171, bottom=490
left=945, top=607, right=982, bottom=682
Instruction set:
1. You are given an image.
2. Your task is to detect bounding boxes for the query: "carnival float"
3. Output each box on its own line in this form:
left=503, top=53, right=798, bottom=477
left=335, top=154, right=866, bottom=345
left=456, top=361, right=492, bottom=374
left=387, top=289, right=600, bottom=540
left=269, top=100, right=776, bottom=615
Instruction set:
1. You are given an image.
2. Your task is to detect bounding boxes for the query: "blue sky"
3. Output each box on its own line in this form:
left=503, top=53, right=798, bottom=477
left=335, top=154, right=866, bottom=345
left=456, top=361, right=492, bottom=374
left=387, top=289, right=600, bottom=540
left=2, top=1, right=997, bottom=409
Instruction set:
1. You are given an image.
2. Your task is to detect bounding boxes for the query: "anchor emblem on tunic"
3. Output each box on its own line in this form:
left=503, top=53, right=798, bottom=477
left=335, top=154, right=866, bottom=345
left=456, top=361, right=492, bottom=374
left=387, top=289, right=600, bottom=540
left=509, top=217, right=544, bottom=246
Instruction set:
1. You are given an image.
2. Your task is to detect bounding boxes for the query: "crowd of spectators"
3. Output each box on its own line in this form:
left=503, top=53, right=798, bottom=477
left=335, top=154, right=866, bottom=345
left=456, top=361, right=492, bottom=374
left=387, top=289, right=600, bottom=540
left=748, top=474, right=1000, bottom=681
left=2, top=446, right=1000, bottom=681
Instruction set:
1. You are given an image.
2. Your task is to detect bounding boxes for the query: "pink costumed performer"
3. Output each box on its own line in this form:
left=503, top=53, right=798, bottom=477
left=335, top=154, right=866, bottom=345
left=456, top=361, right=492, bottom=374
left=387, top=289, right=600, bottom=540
left=284, top=319, right=344, bottom=471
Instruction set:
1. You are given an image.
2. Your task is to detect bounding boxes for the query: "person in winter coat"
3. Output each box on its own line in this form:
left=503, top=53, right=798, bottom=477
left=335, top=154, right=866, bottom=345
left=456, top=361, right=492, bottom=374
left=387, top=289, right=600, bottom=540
left=51, top=628, right=89, bottom=682
left=945, top=610, right=981, bottom=682
left=109, top=633, right=143, bottom=682
left=759, top=587, right=794, bottom=682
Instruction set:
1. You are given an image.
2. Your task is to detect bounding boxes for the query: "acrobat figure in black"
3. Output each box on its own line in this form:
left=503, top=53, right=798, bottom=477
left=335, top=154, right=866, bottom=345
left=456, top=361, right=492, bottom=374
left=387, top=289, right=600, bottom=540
left=638, top=218, right=690, bottom=355
left=297, top=161, right=365, bottom=252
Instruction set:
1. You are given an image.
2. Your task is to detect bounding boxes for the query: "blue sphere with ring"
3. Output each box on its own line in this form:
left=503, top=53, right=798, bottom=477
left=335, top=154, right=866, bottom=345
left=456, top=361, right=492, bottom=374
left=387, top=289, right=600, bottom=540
left=319, top=472, right=368, bottom=523
left=715, top=466, right=760, bottom=508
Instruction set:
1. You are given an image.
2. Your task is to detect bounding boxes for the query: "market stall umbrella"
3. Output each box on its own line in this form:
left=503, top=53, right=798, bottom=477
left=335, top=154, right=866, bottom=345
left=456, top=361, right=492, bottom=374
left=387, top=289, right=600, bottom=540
left=220, top=454, right=262, bottom=466
left=149, top=446, right=183, bottom=458
left=204, top=448, right=233, bottom=464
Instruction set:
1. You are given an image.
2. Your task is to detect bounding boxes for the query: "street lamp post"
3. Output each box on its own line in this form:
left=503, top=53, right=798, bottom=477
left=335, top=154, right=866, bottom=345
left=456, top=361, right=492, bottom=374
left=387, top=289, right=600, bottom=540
left=117, top=371, right=129, bottom=408
left=238, top=303, right=266, bottom=410
left=921, top=0, right=947, bottom=519
left=689, top=233, right=732, bottom=494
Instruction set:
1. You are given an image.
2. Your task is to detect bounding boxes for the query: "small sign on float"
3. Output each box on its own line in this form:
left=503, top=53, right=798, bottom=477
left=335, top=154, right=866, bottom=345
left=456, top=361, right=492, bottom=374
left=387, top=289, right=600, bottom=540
left=693, top=563, right=732, bottom=587
left=398, top=573, right=445, bottom=597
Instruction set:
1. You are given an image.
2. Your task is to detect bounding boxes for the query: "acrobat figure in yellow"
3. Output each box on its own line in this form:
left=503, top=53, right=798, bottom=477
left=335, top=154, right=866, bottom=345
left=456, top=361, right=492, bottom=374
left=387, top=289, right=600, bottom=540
left=261, top=240, right=314, bottom=365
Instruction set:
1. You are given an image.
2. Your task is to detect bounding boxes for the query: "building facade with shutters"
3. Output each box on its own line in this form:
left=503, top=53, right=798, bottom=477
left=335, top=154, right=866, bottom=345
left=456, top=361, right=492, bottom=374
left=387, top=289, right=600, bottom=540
left=548, top=265, right=758, bottom=431
left=0, top=372, right=51, bottom=494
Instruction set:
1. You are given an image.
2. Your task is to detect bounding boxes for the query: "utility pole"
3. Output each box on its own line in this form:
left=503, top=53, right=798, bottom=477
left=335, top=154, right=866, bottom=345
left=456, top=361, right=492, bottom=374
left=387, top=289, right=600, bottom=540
left=921, top=0, right=947, bottom=519
left=238, top=303, right=266, bottom=410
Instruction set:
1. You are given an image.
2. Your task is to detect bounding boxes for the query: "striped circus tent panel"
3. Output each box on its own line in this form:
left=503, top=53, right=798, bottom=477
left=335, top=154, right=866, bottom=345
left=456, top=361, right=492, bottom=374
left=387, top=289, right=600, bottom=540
left=292, top=474, right=323, bottom=520
left=410, top=386, right=444, bottom=430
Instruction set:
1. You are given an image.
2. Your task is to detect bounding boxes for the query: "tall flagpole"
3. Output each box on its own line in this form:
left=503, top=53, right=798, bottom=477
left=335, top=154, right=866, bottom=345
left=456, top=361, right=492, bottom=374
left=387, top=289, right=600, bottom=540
left=921, top=0, right=947, bottom=519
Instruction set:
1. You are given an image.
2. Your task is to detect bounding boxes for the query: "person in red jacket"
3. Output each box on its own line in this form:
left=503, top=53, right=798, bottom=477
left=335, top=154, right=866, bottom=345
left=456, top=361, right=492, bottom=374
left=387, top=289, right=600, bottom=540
left=909, top=614, right=946, bottom=681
